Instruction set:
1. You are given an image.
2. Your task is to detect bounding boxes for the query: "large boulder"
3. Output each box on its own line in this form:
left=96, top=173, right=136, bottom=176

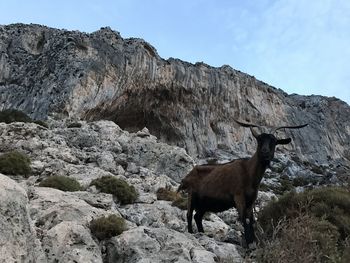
left=0, top=174, right=45, bottom=262
left=105, top=226, right=219, bottom=263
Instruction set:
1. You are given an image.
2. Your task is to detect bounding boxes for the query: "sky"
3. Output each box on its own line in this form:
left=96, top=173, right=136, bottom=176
left=0, top=0, right=349, bottom=105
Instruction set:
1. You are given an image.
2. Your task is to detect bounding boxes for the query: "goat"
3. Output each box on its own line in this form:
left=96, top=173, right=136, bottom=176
left=181, top=119, right=308, bottom=247
left=177, top=159, right=242, bottom=193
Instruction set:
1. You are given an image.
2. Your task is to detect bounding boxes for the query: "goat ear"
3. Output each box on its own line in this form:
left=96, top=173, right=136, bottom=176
left=277, top=138, right=291, bottom=145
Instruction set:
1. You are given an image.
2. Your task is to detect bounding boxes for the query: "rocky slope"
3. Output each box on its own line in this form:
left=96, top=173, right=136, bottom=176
left=0, top=23, right=349, bottom=168
left=0, top=120, right=253, bottom=262
left=0, top=118, right=345, bottom=262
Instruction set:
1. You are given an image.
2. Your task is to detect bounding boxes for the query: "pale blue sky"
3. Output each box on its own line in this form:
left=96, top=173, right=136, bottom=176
left=1, top=0, right=349, bottom=104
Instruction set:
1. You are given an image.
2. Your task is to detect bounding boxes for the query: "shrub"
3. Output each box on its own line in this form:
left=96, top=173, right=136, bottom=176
left=89, top=214, right=125, bottom=240
left=67, top=122, right=82, bottom=128
left=257, top=187, right=350, bottom=262
left=172, top=196, right=188, bottom=210
left=39, top=176, right=82, bottom=191
left=257, top=214, right=341, bottom=262
left=0, top=109, right=48, bottom=128
left=156, top=186, right=178, bottom=201
left=259, top=182, right=271, bottom=192
left=90, top=176, right=138, bottom=205
left=0, top=109, right=32, bottom=123
left=268, top=175, right=294, bottom=195
left=292, top=176, right=310, bottom=187
left=156, top=186, right=188, bottom=210
left=33, top=120, right=49, bottom=128
left=310, top=164, right=325, bottom=175
left=0, top=151, right=31, bottom=177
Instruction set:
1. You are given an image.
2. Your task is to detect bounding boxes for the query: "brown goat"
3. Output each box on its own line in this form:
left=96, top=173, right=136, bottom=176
left=177, top=159, right=241, bottom=193
left=181, top=119, right=308, bottom=247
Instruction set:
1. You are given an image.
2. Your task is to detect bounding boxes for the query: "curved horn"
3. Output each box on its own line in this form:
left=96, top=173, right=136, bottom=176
left=249, top=126, right=259, bottom=138
left=272, top=123, right=308, bottom=134
left=234, top=119, right=261, bottom=128
left=234, top=119, right=260, bottom=138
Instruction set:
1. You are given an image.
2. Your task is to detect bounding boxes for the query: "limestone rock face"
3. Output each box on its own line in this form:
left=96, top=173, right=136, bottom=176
left=0, top=24, right=349, bottom=166
left=0, top=120, right=194, bottom=184
left=0, top=120, right=245, bottom=262
left=105, top=227, right=221, bottom=263
left=0, top=174, right=45, bottom=263
left=41, top=221, right=102, bottom=263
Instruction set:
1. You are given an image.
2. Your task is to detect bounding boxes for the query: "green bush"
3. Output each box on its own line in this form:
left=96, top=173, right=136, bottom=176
left=0, top=109, right=32, bottom=123
left=0, top=109, right=48, bottom=128
left=310, top=164, right=325, bottom=175
left=0, top=151, right=31, bottom=177
left=257, top=214, right=342, bottom=262
left=156, top=186, right=178, bottom=201
left=39, top=176, right=82, bottom=191
left=259, top=182, right=271, bottom=192
left=67, top=122, right=82, bottom=128
left=267, top=175, right=294, bottom=195
left=156, top=186, right=188, bottom=210
left=33, top=120, right=49, bottom=128
left=89, top=214, right=126, bottom=240
left=257, top=187, right=350, bottom=262
left=292, top=176, right=310, bottom=187
left=172, top=196, right=188, bottom=210
left=90, top=176, right=138, bottom=205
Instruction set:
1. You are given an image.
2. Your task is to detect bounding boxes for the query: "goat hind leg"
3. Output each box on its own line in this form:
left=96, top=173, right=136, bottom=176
left=194, top=210, right=205, bottom=233
left=187, top=197, right=194, bottom=233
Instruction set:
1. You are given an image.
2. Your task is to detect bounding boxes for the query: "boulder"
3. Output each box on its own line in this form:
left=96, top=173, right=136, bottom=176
left=0, top=174, right=45, bottom=262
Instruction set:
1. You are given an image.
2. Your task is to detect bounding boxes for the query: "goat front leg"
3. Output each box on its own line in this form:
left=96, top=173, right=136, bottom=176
left=234, top=194, right=253, bottom=248
left=194, top=210, right=205, bottom=233
left=244, top=205, right=256, bottom=245
left=187, top=194, right=194, bottom=233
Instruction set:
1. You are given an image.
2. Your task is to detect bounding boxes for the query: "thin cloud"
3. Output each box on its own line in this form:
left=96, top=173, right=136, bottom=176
left=223, top=0, right=349, bottom=103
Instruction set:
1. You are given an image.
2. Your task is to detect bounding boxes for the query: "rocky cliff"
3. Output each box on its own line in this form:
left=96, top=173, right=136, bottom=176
left=1, top=23, right=349, bottom=167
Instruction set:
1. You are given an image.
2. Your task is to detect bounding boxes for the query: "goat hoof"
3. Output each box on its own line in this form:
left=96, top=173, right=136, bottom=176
left=241, top=239, right=248, bottom=249
left=248, top=242, right=257, bottom=250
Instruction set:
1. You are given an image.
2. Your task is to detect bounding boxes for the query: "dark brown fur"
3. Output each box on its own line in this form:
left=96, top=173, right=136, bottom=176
left=177, top=160, right=240, bottom=193
left=182, top=130, right=299, bottom=247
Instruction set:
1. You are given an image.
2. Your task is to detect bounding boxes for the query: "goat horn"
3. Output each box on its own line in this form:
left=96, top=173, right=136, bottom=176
left=234, top=119, right=260, bottom=138
left=272, top=123, right=308, bottom=134
left=233, top=119, right=261, bottom=128
left=249, top=126, right=259, bottom=138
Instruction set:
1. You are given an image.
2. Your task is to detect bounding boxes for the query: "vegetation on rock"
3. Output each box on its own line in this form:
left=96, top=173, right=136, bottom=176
left=156, top=186, right=188, bottom=210
left=89, top=214, right=126, bottom=240
left=33, top=120, right=49, bottom=128
left=90, top=176, right=138, bottom=205
left=0, top=109, right=48, bottom=127
left=39, top=176, right=82, bottom=192
left=67, top=122, right=82, bottom=128
left=257, top=187, right=350, bottom=262
left=0, top=151, right=31, bottom=177
left=0, top=109, right=32, bottom=123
